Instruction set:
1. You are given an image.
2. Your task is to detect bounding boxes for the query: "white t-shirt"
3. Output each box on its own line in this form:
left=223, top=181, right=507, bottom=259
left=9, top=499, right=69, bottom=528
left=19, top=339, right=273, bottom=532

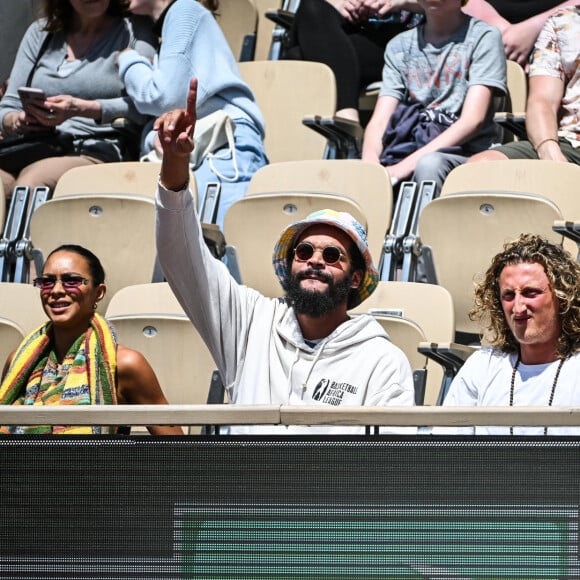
left=435, top=347, right=580, bottom=435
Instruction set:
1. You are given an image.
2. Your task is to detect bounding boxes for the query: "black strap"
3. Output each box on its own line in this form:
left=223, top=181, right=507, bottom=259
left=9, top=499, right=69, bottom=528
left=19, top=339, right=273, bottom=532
left=25, top=32, right=53, bottom=88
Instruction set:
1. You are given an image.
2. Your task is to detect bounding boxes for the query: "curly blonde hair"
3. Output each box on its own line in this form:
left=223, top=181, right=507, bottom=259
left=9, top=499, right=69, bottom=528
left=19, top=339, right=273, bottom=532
left=471, top=234, right=580, bottom=358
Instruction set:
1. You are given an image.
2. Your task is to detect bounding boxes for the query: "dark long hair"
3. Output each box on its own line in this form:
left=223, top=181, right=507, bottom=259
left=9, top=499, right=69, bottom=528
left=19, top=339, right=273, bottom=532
left=42, top=0, right=131, bottom=33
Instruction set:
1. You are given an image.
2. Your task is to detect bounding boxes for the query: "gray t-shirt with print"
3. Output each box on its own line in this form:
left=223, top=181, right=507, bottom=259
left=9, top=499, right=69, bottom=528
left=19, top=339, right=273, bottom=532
left=379, top=16, right=506, bottom=153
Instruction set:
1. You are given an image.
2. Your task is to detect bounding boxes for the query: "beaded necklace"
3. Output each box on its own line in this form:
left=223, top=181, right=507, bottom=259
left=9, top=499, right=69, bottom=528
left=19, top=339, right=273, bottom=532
left=509, top=355, right=565, bottom=435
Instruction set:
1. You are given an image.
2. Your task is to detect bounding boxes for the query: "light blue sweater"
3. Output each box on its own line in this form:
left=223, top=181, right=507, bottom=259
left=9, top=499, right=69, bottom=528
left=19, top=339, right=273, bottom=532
left=117, top=0, right=264, bottom=143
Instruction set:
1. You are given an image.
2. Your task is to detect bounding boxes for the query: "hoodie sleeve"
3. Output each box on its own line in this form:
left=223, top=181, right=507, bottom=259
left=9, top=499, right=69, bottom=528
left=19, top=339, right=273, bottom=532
left=155, top=181, right=260, bottom=387
left=365, top=339, right=416, bottom=408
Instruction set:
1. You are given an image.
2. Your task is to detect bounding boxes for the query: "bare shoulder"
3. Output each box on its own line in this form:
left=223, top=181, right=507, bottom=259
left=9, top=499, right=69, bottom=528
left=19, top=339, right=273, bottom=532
left=116, top=344, right=146, bottom=372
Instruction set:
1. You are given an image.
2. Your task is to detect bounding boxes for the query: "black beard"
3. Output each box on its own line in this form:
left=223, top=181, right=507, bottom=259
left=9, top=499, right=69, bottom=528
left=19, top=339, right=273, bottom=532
left=285, top=268, right=353, bottom=317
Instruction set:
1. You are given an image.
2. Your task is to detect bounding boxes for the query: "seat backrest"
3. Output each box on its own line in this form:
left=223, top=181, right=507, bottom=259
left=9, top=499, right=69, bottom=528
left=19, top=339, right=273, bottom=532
left=215, top=0, right=258, bottom=60
left=0, top=317, right=25, bottom=369
left=441, top=160, right=580, bottom=256
left=506, top=60, right=527, bottom=113
left=0, top=282, right=46, bottom=334
left=238, top=60, right=336, bottom=163
left=106, top=283, right=218, bottom=406
left=29, top=193, right=159, bottom=312
left=246, top=160, right=392, bottom=266
left=223, top=191, right=367, bottom=297
left=350, top=281, right=455, bottom=405
left=418, top=191, right=563, bottom=337
left=253, top=0, right=277, bottom=60
left=370, top=314, right=428, bottom=405
left=53, top=161, right=198, bottom=206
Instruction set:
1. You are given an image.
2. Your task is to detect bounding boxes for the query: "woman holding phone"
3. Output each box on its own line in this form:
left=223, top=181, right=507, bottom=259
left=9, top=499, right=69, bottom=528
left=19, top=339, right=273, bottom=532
left=0, top=0, right=157, bottom=200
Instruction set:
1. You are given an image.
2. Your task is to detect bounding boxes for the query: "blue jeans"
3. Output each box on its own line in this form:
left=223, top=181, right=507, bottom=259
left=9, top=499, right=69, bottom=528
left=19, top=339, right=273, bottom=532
left=194, top=118, right=268, bottom=229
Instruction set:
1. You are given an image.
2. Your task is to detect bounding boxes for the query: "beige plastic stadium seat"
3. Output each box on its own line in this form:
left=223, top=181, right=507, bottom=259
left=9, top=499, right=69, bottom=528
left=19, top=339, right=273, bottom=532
left=441, top=160, right=580, bottom=257
left=238, top=60, right=336, bottom=163
left=223, top=191, right=367, bottom=298
left=29, top=192, right=161, bottom=313
left=215, top=0, right=258, bottom=60
left=246, top=160, right=393, bottom=265
left=106, top=283, right=221, bottom=434
left=0, top=282, right=46, bottom=335
left=350, top=281, right=457, bottom=406
left=0, top=317, right=25, bottom=369
left=370, top=314, right=428, bottom=405
left=53, top=161, right=198, bottom=205
left=418, top=191, right=563, bottom=339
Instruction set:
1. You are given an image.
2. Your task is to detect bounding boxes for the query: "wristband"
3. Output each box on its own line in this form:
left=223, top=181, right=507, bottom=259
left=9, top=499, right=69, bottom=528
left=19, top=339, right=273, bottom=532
left=534, top=137, right=559, bottom=152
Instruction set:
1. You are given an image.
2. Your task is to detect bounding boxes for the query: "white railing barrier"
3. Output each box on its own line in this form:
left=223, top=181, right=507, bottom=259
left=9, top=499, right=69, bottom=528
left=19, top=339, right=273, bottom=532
left=2, top=405, right=580, bottom=427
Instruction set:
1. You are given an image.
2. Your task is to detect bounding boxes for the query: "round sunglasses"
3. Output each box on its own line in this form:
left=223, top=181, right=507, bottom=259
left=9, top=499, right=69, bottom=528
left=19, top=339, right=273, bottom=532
left=293, top=241, right=346, bottom=265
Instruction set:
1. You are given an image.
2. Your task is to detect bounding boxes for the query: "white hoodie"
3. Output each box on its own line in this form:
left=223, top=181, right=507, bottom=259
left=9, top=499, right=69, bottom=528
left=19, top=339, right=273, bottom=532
left=156, top=183, right=415, bottom=433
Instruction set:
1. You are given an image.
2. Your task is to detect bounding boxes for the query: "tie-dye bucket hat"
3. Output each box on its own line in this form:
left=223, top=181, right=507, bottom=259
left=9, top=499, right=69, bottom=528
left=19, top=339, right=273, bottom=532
left=272, top=209, right=379, bottom=308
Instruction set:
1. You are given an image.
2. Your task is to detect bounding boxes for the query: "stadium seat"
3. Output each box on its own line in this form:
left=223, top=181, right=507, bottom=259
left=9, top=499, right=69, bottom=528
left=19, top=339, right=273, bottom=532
left=215, top=0, right=258, bottom=61
left=238, top=60, right=336, bottom=163
left=105, top=282, right=222, bottom=433
left=418, top=191, right=563, bottom=344
left=223, top=191, right=367, bottom=297
left=246, top=159, right=393, bottom=264
left=349, top=281, right=468, bottom=405
left=0, top=281, right=46, bottom=335
left=441, top=160, right=580, bottom=258
left=494, top=60, right=528, bottom=141
left=0, top=316, right=25, bottom=369
left=53, top=161, right=197, bottom=205
left=29, top=192, right=160, bottom=313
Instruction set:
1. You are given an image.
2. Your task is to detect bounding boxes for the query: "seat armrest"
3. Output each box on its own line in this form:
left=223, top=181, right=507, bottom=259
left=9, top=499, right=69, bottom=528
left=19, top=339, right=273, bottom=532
left=418, top=341, right=477, bottom=405
left=302, top=115, right=363, bottom=159
left=202, top=223, right=227, bottom=259
left=493, top=112, right=527, bottom=140
left=553, top=220, right=580, bottom=261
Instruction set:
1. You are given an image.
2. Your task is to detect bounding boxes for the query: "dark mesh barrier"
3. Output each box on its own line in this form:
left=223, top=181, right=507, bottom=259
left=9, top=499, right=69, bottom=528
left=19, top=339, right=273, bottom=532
left=1, top=435, right=579, bottom=578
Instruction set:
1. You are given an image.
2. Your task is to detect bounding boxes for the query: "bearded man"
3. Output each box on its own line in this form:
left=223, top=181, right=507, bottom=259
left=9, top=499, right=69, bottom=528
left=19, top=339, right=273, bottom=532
left=154, top=79, right=415, bottom=434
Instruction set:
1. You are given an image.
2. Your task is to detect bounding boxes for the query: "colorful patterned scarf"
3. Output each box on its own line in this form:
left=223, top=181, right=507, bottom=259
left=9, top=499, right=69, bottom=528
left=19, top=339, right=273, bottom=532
left=0, top=313, right=118, bottom=434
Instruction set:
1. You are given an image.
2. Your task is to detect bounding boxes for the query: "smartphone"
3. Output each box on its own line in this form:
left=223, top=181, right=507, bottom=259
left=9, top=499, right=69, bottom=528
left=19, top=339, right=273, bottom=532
left=18, top=86, right=47, bottom=112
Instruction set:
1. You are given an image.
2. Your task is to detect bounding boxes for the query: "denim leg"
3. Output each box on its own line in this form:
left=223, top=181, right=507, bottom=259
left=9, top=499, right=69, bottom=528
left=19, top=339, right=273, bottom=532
left=412, top=151, right=469, bottom=197
left=194, top=119, right=268, bottom=229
